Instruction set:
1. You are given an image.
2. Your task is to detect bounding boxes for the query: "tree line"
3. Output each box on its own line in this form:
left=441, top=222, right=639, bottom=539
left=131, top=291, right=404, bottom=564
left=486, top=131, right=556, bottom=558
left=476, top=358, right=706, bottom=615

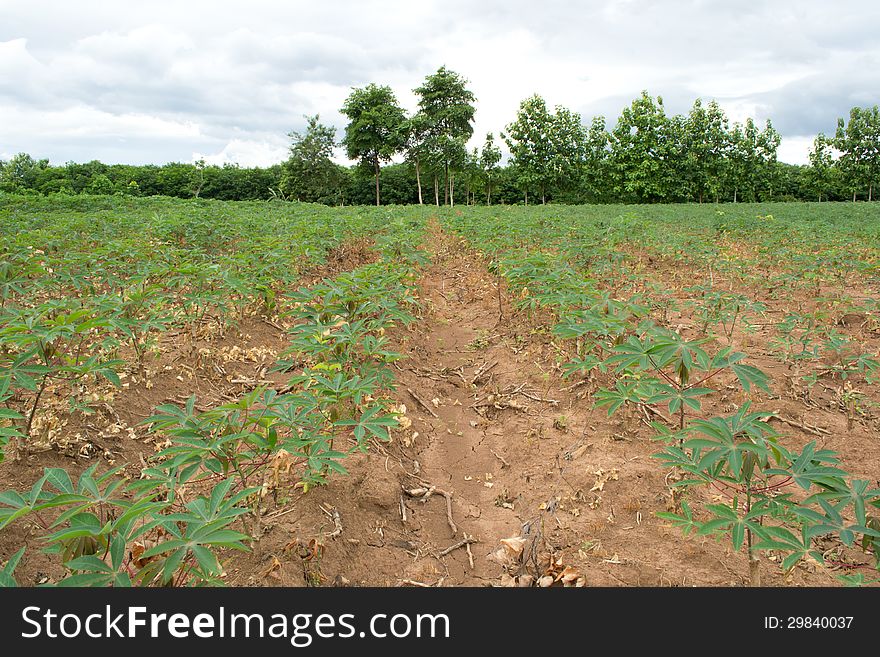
left=2, top=67, right=878, bottom=204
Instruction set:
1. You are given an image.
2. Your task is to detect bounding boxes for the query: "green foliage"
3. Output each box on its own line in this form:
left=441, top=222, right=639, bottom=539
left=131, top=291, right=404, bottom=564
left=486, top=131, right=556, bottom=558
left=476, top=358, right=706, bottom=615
left=480, top=132, right=502, bottom=204
left=0, top=463, right=256, bottom=587
left=341, top=84, right=408, bottom=205
left=654, top=406, right=880, bottom=580
left=610, top=91, right=676, bottom=203
left=441, top=203, right=880, bottom=585
left=413, top=66, right=477, bottom=206
left=503, top=94, right=586, bottom=203
left=282, top=115, right=345, bottom=204
left=834, top=105, right=880, bottom=200
left=0, top=547, right=25, bottom=587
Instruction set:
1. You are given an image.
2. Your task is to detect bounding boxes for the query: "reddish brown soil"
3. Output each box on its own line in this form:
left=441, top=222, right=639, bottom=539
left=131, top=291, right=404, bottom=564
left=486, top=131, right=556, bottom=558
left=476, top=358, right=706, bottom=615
left=1, top=228, right=877, bottom=587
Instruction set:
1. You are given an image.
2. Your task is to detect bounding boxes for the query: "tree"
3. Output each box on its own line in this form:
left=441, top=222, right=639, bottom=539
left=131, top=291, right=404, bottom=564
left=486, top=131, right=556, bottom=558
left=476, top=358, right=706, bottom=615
left=340, top=84, right=407, bottom=206
left=480, top=132, right=502, bottom=205
left=0, top=153, right=48, bottom=192
left=834, top=105, right=880, bottom=201
left=191, top=158, right=206, bottom=198
left=610, top=91, right=673, bottom=203
left=580, top=116, right=611, bottom=203
left=282, top=115, right=343, bottom=204
left=683, top=99, right=730, bottom=203
left=503, top=94, right=586, bottom=204
left=86, top=173, right=114, bottom=195
left=726, top=118, right=780, bottom=202
left=806, top=133, right=836, bottom=202
left=461, top=147, right=481, bottom=205
left=402, top=113, right=432, bottom=205
left=414, top=66, right=476, bottom=206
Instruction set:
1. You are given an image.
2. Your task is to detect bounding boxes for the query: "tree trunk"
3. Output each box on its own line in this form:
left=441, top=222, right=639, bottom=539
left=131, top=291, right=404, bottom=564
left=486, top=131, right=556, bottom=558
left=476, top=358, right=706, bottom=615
left=870, top=183, right=873, bottom=202
left=374, top=160, right=380, bottom=206
left=854, top=190, right=857, bottom=202
left=450, top=172, right=455, bottom=208
left=444, top=163, right=449, bottom=206
left=487, top=185, right=491, bottom=206
left=434, top=175, right=440, bottom=207
left=415, top=158, right=423, bottom=205
left=733, top=188, right=737, bottom=203
left=524, top=190, right=528, bottom=205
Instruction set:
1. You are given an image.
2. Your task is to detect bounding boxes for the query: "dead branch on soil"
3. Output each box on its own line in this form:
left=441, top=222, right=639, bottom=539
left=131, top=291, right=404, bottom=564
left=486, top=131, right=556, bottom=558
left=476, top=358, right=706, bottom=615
left=640, top=403, right=672, bottom=424
left=438, top=534, right=479, bottom=563
left=517, top=389, right=559, bottom=405
left=770, top=415, right=831, bottom=436
left=261, top=318, right=286, bottom=331
left=406, top=388, right=440, bottom=418
left=490, top=448, right=510, bottom=468
left=471, top=360, right=498, bottom=385
left=469, top=390, right=530, bottom=414
left=403, top=484, right=458, bottom=535
left=561, top=378, right=590, bottom=392
left=320, top=505, right=343, bottom=539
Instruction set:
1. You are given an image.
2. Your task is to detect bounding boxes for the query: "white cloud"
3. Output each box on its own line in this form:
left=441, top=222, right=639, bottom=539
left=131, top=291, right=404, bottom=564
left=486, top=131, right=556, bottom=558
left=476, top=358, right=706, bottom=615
left=194, top=138, right=288, bottom=168
left=0, top=0, right=878, bottom=166
left=777, top=136, right=814, bottom=166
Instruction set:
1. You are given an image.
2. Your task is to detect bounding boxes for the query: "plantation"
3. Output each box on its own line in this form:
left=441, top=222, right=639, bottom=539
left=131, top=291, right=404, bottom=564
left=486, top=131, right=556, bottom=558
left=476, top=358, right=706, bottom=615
left=1, top=196, right=879, bottom=587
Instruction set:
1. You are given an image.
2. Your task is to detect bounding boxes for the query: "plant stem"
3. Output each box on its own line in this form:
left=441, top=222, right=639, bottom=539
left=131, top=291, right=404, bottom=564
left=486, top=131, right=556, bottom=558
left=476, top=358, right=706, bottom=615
left=25, top=372, right=51, bottom=438
left=745, top=488, right=761, bottom=587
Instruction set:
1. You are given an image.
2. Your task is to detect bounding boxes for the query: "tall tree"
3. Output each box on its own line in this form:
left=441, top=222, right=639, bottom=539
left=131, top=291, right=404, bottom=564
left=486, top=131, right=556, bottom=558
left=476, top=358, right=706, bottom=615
left=402, top=113, right=432, bottom=205
left=580, top=116, right=611, bottom=203
left=414, top=66, right=476, bottom=206
left=503, top=94, right=586, bottom=204
left=834, top=105, right=880, bottom=201
left=282, top=115, right=342, bottom=203
left=480, top=132, right=502, bottom=205
left=610, top=91, right=673, bottom=203
left=684, top=99, right=730, bottom=203
left=726, top=118, right=780, bottom=202
left=340, top=84, right=407, bottom=206
left=0, top=153, right=48, bottom=192
left=806, top=133, right=836, bottom=202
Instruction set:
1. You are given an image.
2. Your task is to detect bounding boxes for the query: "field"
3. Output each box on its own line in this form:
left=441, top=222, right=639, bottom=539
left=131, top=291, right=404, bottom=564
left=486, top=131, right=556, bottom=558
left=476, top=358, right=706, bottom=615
left=1, top=196, right=879, bottom=587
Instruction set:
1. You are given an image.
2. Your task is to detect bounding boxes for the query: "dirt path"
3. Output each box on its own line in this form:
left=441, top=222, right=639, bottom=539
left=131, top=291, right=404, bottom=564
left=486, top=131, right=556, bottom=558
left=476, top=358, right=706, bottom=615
left=388, top=226, right=529, bottom=585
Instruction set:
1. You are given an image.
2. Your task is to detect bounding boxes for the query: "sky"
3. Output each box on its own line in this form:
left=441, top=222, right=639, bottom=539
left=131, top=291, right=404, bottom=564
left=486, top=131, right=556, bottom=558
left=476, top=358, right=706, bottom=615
left=1, top=0, right=878, bottom=167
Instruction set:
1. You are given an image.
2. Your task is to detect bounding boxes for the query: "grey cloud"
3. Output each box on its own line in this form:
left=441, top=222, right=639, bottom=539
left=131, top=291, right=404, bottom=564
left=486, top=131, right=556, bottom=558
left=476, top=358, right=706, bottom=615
left=750, top=63, right=880, bottom=136
left=1, top=0, right=879, bottom=166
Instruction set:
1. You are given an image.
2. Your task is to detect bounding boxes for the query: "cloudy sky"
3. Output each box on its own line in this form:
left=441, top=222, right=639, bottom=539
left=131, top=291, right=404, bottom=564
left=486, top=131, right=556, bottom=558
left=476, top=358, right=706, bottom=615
left=1, top=0, right=878, bottom=167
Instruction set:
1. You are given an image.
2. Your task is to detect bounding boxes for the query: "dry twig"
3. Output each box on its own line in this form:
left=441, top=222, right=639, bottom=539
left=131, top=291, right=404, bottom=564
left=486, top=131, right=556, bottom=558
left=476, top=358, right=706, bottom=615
left=320, top=505, right=343, bottom=539
left=407, top=388, right=440, bottom=418
left=404, top=484, right=457, bottom=535
left=438, top=535, right=479, bottom=558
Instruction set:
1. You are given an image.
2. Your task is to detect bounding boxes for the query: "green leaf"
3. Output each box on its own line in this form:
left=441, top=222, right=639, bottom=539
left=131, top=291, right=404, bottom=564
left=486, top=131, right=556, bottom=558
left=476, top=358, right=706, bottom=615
left=731, top=363, right=771, bottom=393
left=0, top=547, right=26, bottom=587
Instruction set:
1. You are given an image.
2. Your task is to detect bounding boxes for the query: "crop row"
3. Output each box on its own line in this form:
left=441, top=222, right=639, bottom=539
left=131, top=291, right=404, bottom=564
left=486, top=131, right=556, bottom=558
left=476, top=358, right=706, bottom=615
left=442, top=209, right=880, bottom=586
left=0, top=206, right=428, bottom=586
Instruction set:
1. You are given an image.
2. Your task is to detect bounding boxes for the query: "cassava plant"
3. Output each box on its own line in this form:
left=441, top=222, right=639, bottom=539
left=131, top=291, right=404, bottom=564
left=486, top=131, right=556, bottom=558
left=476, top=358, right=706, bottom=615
left=593, top=324, right=770, bottom=433
left=0, top=299, right=123, bottom=447
left=655, top=404, right=880, bottom=585
left=0, top=465, right=255, bottom=587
